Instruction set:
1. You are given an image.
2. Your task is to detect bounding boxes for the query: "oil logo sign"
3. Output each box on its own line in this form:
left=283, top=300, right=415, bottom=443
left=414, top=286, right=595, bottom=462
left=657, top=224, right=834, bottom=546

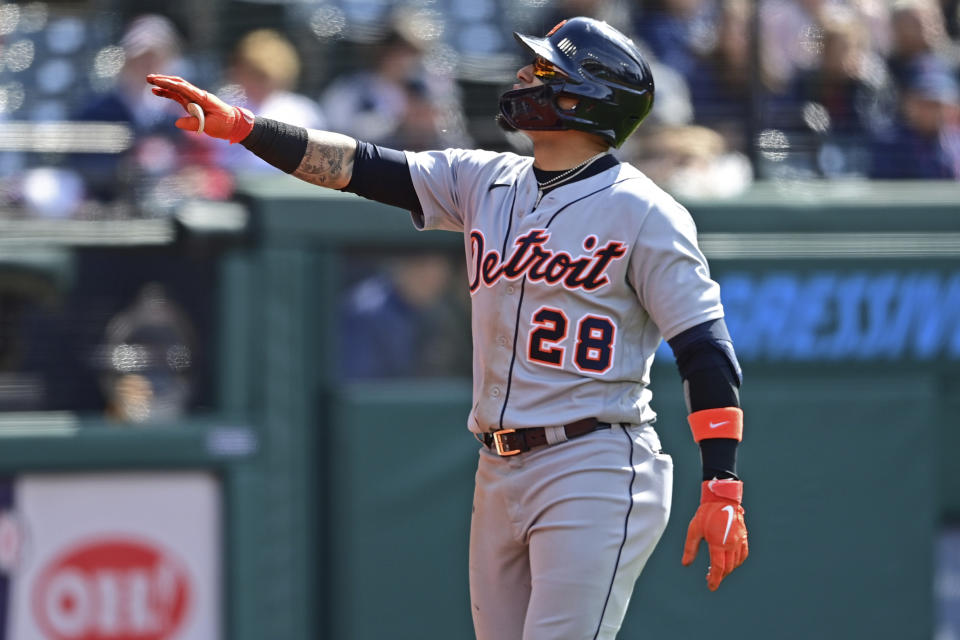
left=31, top=537, right=191, bottom=640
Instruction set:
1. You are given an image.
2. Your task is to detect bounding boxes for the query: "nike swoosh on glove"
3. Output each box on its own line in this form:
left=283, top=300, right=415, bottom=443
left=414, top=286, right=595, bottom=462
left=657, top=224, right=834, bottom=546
left=681, top=478, right=748, bottom=591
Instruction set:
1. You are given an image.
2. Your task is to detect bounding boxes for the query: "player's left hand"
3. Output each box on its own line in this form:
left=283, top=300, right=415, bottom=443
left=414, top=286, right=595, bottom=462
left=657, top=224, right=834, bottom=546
left=681, top=478, right=748, bottom=591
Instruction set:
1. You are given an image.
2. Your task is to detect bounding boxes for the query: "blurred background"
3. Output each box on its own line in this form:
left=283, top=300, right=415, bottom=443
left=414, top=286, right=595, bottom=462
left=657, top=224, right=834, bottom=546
left=0, top=0, right=957, bottom=638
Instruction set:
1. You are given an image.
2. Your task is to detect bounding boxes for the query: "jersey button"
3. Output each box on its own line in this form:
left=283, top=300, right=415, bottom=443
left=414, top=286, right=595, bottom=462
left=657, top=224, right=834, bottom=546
left=506, top=285, right=516, bottom=294
left=496, top=336, right=507, bottom=347
left=490, top=387, right=501, bottom=397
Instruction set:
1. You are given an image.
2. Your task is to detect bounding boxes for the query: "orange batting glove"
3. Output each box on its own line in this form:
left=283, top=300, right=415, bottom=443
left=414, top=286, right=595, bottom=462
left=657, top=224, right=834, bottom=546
left=681, top=478, right=748, bottom=591
left=146, top=74, right=254, bottom=143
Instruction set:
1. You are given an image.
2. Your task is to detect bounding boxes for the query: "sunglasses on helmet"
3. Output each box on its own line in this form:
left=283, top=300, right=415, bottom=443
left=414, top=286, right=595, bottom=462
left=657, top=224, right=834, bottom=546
left=533, top=56, right=568, bottom=80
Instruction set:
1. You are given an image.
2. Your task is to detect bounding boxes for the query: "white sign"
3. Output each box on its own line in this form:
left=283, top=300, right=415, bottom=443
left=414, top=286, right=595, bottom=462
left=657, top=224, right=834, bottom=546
left=3, top=471, right=221, bottom=640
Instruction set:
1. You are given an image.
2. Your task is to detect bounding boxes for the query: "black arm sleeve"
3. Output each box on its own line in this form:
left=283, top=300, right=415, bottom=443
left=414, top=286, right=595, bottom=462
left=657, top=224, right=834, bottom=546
left=240, top=117, right=309, bottom=174
left=239, top=123, right=423, bottom=218
left=341, top=141, right=423, bottom=216
left=667, top=319, right=743, bottom=481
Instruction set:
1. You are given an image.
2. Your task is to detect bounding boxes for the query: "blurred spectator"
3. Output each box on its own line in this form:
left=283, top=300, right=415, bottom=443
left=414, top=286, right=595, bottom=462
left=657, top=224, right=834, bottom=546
left=78, top=14, right=184, bottom=129
left=760, top=0, right=845, bottom=91
left=790, top=12, right=892, bottom=135
left=99, top=283, right=197, bottom=424
left=340, top=253, right=469, bottom=380
left=539, top=0, right=632, bottom=33
left=775, top=8, right=895, bottom=175
left=0, top=267, right=58, bottom=411
left=218, top=29, right=326, bottom=174
left=869, top=65, right=960, bottom=178
left=0, top=48, right=25, bottom=211
left=645, top=58, right=695, bottom=128
left=12, top=247, right=218, bottom=415
left=320, top=18, right=470, bottom=150
left=887, top=0, right=955, bottom=86
left=633, top=0, right=718, bottom=82
left=631, top=124, right=753, bottom=198
left=72, top=14, right=192, bottom=206
left=686, top=0, right=757, bottom=153
left=850, top=0, right=894, bottom=53
left=939, top=0, right=960, bottom=38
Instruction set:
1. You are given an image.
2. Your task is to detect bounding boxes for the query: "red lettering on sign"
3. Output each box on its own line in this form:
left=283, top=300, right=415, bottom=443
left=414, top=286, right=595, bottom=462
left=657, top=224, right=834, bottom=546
left=32, top=537, right=191, bottom=640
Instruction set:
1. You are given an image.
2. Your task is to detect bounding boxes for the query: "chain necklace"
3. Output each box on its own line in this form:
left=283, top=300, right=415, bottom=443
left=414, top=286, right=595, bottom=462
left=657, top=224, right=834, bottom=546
left=534, top=151, right=608, bottom=207
left=536, top=152, right=609, bottom=189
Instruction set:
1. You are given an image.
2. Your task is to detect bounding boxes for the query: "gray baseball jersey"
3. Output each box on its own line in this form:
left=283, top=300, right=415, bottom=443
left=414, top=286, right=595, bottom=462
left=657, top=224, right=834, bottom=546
left=405, top=148, right=724, bottom=433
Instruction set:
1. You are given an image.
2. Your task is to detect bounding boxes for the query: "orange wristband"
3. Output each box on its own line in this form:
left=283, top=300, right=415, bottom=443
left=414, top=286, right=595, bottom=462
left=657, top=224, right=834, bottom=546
left=688, top=407, right=743, bottom=442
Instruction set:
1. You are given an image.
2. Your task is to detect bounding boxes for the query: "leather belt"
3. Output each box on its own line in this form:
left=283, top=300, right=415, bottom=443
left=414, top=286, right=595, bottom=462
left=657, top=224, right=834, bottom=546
left=481, top=418, right=611, bottom=456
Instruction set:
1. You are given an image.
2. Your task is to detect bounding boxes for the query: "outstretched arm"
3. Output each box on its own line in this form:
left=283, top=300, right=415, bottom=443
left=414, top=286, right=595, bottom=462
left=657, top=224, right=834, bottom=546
left=291, top=129, right=356, bottom=189
left=146, top=74, right=356, bottom=190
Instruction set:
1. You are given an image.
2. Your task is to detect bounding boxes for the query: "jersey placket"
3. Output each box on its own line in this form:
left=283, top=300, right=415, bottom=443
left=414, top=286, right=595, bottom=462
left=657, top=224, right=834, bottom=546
left=491, top=175, right=559, bottom=430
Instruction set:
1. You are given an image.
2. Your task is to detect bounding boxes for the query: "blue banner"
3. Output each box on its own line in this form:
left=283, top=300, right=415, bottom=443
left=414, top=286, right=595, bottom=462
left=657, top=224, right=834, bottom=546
left=718, top=270, right=960, bottom=362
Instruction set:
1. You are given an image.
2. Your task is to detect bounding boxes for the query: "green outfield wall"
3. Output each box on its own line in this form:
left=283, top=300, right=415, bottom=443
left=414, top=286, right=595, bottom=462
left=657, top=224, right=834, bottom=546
left=2, top=178, right=958, bottom=639
left=227, top=177, right=959, bottom=640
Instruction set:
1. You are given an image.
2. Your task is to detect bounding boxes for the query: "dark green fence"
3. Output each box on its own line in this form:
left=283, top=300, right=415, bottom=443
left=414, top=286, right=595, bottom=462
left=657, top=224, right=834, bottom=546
left=2, top=178, right=958, bottom=639
left=232, top=177, right=960, bottom=640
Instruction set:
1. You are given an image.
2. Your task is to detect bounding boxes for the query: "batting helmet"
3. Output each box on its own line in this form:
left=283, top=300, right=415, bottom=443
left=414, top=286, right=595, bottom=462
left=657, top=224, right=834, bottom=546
left=499, top=17, right=655, bottom=148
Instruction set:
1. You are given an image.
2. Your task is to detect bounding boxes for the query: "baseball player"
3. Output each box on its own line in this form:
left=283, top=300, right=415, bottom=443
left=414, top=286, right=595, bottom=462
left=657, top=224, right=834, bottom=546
left=148, top=16, right=748, bottom=639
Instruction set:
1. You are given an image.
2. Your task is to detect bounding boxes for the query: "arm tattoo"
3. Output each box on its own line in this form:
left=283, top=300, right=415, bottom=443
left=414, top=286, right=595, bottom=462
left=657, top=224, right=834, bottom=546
left=292, top=130, right=356, bottom=189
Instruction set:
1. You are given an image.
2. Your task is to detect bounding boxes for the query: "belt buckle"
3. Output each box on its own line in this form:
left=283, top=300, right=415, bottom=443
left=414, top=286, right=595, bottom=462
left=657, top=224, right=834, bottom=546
left=492, top=429, right=521, bottom=456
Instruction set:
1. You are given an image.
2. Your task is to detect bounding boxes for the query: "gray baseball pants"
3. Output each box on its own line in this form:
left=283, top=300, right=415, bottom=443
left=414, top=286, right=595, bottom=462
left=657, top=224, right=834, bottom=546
left=469, top=423, right=673, bottom=640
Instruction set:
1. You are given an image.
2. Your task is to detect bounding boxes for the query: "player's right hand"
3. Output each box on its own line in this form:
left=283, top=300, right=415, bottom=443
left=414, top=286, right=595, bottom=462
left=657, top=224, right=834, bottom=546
left=146, top=74, right=255, bottom=143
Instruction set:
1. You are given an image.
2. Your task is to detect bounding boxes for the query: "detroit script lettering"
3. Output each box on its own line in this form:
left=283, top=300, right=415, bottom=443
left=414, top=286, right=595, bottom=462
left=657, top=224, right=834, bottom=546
left=469, top=229, right=628, bottom=294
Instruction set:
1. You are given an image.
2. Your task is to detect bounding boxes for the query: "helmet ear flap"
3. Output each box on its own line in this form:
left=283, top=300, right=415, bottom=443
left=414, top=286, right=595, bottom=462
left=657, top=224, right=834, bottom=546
left=555, top=90, right=580, bottom=113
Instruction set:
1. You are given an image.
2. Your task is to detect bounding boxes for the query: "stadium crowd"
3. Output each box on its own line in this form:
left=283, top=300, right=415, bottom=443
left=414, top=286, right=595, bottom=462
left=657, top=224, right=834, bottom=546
left=1, top=0, right=960, bottom=218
